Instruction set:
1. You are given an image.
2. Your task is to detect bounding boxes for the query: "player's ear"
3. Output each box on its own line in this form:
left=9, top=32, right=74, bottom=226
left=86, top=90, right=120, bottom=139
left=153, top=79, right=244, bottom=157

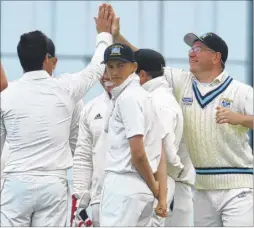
left=133, top=62, right=138, bottom=73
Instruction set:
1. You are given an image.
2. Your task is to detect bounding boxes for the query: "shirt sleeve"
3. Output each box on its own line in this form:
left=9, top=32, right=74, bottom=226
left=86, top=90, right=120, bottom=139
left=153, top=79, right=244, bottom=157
left=72, top=108, right=93, bottom=198
left=69, top=100, right=84, bottom=156
left=155, top=99, right=184, bottom=178
left=57, top=32, right=113, bottom=104
left=118, top=96, right=145, bottom=138
left=164, top=67, right=190, bottom=95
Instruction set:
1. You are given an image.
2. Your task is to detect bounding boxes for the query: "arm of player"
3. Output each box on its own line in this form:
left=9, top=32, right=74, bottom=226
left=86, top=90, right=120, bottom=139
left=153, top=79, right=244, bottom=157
left=154, top=146, right=168, bottom=217
left=69, top=100, right=84, bottom=156
left=216, top=107, right=254, bottom=129
left=119, top=96, right=159, bottom=198
left=158, top=106, right=184, bottom=178
left=73, top=108, right=93, bottom=206
left=129, top=135, right=159, bottom=198
left=216, top=87, right=254, bottom=129
left=107, top=3, right=189, bottom=98
left=105, top=4, right=139, bottom=51
left=0, top=62, right=8, bottom=92
left=57, top=5, right=114, bottom=104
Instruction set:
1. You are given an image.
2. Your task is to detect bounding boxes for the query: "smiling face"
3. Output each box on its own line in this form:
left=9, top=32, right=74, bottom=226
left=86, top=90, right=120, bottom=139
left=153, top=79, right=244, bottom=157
left=105, top=60, right=137, bottom=87
left=188, top=41, right=222, bottom=75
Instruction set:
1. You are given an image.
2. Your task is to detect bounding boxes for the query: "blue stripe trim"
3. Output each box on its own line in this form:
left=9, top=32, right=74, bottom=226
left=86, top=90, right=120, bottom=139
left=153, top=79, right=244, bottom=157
left=195, top=167, right=253, bottom=175
left=192, top=76, right=233, bottom=109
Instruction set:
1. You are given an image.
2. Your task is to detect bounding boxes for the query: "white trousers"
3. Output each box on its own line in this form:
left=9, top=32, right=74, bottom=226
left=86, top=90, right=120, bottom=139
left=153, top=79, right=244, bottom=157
left=194, top=188, right=253, bottom=227
left=165, top=182, right=194, bottom=226
left=1, top=174, right=68, bottom=226
left=151, top=175, right=175, bottom=227
left=100, top=172, right=154, bottom=226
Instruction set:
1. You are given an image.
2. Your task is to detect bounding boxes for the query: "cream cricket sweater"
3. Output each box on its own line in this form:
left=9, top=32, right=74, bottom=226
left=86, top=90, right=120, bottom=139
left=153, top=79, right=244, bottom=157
left=164, top=68, right=253, bottom=190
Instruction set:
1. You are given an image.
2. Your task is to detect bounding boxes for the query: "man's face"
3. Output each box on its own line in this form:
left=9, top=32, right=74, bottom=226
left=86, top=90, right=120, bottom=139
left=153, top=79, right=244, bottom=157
left=100, top=70, right=114, bottom=93
left=188, top=41, right=217, bottom=74
left=105, top=60, right=137, bottom=87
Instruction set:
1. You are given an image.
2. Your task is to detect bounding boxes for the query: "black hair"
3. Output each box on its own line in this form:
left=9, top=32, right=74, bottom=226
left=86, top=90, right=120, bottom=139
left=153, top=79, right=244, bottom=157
left=47, top=38, right=55, bottom=57
left=142, top=68, right=165, bottom=79
left=17, top=30, right=48, bottom=72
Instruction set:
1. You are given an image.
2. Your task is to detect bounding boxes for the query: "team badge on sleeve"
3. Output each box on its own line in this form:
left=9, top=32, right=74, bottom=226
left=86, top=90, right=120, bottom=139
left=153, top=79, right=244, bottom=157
left=220, top=98, right=233, bottom=108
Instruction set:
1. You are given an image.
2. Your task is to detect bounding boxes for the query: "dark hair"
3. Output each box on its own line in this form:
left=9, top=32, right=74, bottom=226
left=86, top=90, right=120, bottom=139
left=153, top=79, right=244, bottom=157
left=17, top=30, right=48, bottom=72
left=47, top=38, right=55, bottom=57
left=143, top=69, right=165, bottom=79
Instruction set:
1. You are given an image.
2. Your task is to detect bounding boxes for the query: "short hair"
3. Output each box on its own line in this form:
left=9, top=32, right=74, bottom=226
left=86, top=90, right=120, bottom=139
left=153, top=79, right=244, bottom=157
left=47, top=38, right=55, bottom=57
left=17, top=30, right=48, bottom=72
left=145, top=68, right=165, bottom=79
left=135, top=49, right=165, bottom=79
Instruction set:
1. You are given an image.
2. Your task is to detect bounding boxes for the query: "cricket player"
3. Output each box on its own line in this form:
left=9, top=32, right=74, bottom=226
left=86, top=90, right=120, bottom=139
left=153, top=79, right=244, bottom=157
left=135, top=48, right=195, bottom=226
left=0, top=5, right=113, bottom=226
left=72, top=70, right=114, bottom=226
left=99, top=43, right=167, bottom=226
left=164, top=33, right=253, bottom=227
left=45, top=37, right=84, bottom=226
left=109, top=6, right=253, bottom=226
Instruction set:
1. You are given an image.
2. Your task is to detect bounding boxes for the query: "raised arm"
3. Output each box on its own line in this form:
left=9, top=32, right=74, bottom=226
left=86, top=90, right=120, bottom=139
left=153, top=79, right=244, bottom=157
left=57, top=4, right=114, bottom=104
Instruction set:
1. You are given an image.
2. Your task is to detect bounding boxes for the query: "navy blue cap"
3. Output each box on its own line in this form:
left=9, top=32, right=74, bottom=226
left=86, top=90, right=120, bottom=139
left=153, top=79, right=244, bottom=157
left=102, top=43, right=135, bottom=64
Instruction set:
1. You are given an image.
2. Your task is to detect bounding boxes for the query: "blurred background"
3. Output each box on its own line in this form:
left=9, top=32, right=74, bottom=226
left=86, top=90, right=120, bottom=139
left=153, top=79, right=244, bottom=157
left=1, top=1, right=253, bottom=223
left=1, top=1, right=253, bottom=101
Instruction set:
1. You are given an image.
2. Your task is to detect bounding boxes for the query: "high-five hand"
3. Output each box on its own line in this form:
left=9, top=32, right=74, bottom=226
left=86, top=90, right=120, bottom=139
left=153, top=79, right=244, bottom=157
left=94, top=4, right=114, bottom=34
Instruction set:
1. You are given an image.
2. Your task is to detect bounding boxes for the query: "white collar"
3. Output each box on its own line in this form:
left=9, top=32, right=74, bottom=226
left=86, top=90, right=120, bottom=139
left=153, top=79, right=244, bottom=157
left=21, top=70, right=51, bottom=81
left=111, top=73, right=140, bottom=99
left=192, top=70, right=229, bottom=86
left=142, top=76, right=170, bottom=93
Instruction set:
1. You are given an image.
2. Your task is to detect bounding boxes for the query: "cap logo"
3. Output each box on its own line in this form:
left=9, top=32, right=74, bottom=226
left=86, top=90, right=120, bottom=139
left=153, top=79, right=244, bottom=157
left=200, top=33, right=213, bottom=39
left=110, top=46, right=122, bottom=56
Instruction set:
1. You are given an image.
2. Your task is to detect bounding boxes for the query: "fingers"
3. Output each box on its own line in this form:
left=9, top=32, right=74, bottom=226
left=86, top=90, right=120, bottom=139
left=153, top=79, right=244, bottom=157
left=108, top=11, right=114, bottom=22
left=216, top=114, right=229, bottom=124
left=103, top=5, right=109, bottom=20
left=98, top=5, right=104, bottom=19
left=216, top=105, right=222, bottom=110
left=155, top=206, right=168, bottom=217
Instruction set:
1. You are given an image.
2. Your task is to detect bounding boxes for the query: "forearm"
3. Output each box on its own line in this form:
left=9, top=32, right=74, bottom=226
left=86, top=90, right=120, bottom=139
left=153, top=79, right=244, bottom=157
left=154, top=146, right=167, bottom=202
left=239, top=114, right=254, bottom=129
left=114, top=33, right=139, bottom=51
left=132, top=151, right=157, bottom=194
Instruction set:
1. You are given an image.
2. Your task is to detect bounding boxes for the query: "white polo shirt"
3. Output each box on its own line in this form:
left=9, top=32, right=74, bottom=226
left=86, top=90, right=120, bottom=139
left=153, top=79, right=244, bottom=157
left=0, top=32, right=113, bottom=176
left=104, top=74, right=162, bottom=174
